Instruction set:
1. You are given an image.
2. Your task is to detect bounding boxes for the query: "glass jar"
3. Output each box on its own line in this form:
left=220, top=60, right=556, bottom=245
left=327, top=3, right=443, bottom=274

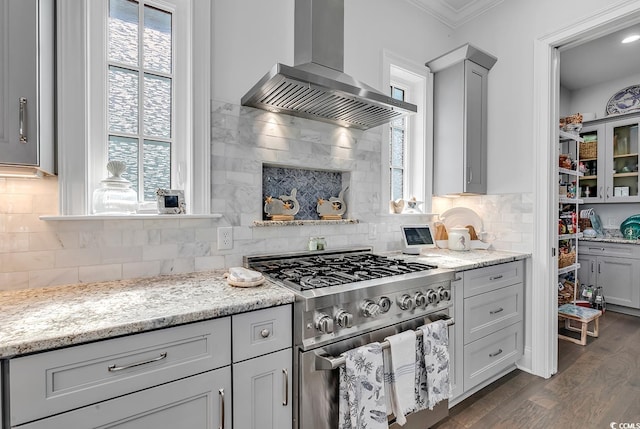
left=92, top=161, right=138, bottom=215
left=316, top=237, right=326, bottom=251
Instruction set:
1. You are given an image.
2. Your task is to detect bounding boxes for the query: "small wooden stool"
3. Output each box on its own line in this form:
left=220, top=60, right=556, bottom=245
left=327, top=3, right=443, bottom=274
left=557, top=304, right=602, bottom=346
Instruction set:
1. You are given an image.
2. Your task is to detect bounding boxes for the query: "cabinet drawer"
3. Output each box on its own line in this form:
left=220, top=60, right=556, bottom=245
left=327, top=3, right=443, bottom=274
left=464, top=283, right=523, bottom=344
left=463, top=323, right=522, bottom=391
left=463, top=261, right=523, bottom=297
left=232, top=304, right=292, bottom=362
left=10, top=318, right=230, bottom=426
left=580, top=242, right=640, bottom=259
left=17, top=367, right=232, bottom=429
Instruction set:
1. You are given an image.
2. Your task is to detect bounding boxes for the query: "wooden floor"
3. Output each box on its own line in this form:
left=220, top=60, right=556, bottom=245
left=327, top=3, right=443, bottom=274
left=433, top=311, right=640, bottom=429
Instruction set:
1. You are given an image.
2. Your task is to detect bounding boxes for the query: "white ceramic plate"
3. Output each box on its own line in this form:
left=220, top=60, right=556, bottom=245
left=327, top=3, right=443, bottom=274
left=606, top=84, right=640, bottom=115
left=439, top=207, right=483, bottom=233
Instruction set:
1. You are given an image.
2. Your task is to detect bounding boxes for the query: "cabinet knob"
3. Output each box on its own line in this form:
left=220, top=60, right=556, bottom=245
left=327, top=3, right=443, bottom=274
left=260, top=328, right=271, bottom=338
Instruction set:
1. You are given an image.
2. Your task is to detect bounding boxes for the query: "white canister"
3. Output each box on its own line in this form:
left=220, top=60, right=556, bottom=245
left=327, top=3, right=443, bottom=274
left=448, top=227, right=471, bottom=251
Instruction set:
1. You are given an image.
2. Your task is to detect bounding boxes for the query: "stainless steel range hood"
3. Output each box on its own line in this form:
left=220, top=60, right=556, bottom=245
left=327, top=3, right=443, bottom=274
left=241, top=0, right=417, bottom=130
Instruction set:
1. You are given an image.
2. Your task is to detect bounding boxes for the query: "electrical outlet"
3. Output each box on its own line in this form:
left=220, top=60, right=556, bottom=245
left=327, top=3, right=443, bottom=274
left=217, top=227, right=233, bottom=250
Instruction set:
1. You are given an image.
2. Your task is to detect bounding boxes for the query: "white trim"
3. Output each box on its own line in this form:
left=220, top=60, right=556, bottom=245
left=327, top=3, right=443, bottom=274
left=381, top=50, right=431, bottom=214
left=40, top=214, right=222, bottom=221
left=57, top=0, right=89, bottom=215
left=532, top=0, right=640, bottom=378
left=191, top=0, right=211, bottom=214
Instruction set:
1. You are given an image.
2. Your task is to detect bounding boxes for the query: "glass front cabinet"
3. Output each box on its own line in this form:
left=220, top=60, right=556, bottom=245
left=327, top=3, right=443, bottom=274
left=580, top=114, right=640, bottom=203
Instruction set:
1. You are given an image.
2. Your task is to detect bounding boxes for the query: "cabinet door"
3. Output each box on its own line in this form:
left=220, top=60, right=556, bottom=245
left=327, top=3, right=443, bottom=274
left=577, top=254, right=596, bottom=289
left=18, top=368, right=232, bottom=429
left=464, top=60, right=488, bottom=194
left=579, top=124, right=605, bottom=202
left=233, top=348, right=292, bottom=429
left=0, top=0, right=38, bottom=165
left=597, top=256, right=640, bottom=308
left=604, top=117, right=640, bottom=202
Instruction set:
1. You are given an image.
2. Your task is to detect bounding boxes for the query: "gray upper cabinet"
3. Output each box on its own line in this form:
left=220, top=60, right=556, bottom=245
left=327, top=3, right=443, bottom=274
left=0, top=0, right=55, bottom=174
left=427, top=44, right=496, bottom=195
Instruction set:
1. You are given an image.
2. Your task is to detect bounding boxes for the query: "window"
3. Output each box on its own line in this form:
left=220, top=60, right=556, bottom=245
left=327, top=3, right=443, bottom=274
left=107, top=0, right=173, bottom=201
left=382, top=51, right=432, bottom=214
left=57, top=0, right=211, bottom=215
left=389, top=85, right=407, bottom=201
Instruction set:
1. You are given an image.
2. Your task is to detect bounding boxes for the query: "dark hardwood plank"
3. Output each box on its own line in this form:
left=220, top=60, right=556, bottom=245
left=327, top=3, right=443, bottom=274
left=433, top=311, right=640, bottom=429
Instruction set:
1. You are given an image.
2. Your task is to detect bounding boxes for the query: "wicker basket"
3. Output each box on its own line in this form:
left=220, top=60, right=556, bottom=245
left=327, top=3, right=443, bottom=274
left=580, top=141, right=597, bottom=159
left=558, top=279, right=575, bottom=305
left=579, top=218, right=591, bottom=231
left=558, top=250, right=576, bottom=268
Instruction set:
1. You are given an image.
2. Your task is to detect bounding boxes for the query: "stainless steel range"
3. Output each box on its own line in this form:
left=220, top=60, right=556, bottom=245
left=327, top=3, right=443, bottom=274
left=245, top=247, right=455, bottom=429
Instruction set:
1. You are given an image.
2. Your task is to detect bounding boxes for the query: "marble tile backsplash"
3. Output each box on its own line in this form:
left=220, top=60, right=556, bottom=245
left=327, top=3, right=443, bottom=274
left=0, top=100, right=532, bottom=291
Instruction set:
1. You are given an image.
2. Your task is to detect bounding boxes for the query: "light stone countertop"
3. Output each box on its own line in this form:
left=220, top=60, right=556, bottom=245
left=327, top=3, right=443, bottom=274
left=580, top=237, right=640, bottom=245
left=0, top=270, right=295, bottom=358
left=388, top=248, right=531, bottom=271
left=0, top=249, right=530, bottom=359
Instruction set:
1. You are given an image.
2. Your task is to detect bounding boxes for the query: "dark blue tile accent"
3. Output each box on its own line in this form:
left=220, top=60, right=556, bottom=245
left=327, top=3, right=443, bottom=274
left=262, top=166, right=343, bottom=220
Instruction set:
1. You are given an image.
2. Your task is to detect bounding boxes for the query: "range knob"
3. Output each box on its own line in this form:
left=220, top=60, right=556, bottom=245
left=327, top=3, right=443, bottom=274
left=414, top=292, right=427, bottom=308
left=426, top=289, right=439, bottom=305
left=397, top=294, right=415, bottom=311
left=361, top=300, right=381, bottom=318
left=438, top=287, right=451, bottom=301
left=378, top=297, right=392, bottom=313
left=315, top=313, right=334, bottom=334
left=335, top=310, right=354, bottom=328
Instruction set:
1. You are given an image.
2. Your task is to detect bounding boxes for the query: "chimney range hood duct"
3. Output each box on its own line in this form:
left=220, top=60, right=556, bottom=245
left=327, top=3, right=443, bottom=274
left=241, top=0, right=417, bottom=131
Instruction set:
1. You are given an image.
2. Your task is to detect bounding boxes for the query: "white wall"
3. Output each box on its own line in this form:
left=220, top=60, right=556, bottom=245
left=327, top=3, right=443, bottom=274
left=569, top=72, right=640, bottom=118
left=211, top=0, right=454, bottom=104
left=451, top=0, right=628, bottom=194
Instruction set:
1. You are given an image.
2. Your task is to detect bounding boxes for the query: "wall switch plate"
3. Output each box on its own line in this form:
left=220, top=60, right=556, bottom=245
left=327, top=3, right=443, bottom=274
left=217, top=227, right=233, bottom=250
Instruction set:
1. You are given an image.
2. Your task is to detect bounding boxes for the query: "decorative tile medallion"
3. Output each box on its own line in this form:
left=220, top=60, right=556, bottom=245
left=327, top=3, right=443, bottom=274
left=262, top=166, right=343, bottom=220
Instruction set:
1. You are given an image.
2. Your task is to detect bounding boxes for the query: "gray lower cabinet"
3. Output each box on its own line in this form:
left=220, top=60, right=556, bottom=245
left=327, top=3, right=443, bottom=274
left=17, top=368, right=231, bottom=429
left=231, top=305, right=293, bottom=429
left=9, top=318, right=232, bottom=428
left=450, top=260, right=524, bottom=403
left=0, top=0, right=55, bottom=173
left=578, top=242, right=640, bottom=309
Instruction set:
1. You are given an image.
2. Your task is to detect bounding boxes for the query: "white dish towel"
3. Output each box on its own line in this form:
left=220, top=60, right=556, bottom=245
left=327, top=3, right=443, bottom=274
left=420, top=319, right=451, bottom=410
left=383, top=330, right=417, bottom=425
left=338, top=342, right=387, bottom=429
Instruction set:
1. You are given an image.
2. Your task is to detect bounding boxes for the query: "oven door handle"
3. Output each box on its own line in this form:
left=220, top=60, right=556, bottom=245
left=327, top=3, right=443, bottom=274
left=314, top=317, right=455, bottom=370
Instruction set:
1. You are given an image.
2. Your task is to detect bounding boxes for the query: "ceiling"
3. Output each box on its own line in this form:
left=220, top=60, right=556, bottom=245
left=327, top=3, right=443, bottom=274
left=560, top=23, right=640, bottom=91
left=406, top=0, right=504, bottom=28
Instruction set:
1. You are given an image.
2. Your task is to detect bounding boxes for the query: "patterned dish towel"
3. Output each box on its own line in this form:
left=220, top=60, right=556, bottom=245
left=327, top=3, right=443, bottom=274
left=384, top=330, right=417, bottom=425
left=339, top=342, right=387, bottom=429
left=419, top=319, right=451, bottom=410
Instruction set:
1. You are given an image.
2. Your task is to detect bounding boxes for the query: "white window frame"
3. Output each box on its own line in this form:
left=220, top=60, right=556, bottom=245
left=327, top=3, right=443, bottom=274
left=382, top=50, right=432, bottom=214
left=56, top=0, right=210, bottom=215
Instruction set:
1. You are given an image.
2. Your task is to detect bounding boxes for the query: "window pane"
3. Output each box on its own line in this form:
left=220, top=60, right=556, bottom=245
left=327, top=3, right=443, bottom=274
left=391, top=128, right=404, bottom=167
left=391, top=168, right=403, bottom=201
left=143, top=140, right=171, bottom=200
left=144, top=74, right=171, bottom=138
left=109, top=0, right=139, bottom=66
left=108, top=135, right=139, bottom=194
left=144, top=5, right=172, bottom=73
left=391, top=86, right=404, bottom=101
left=109, top=66, right=139, bottom=134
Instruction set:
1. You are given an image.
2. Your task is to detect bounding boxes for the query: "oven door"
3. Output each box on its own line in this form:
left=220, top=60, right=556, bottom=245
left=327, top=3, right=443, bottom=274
left=296, top=313, right=450, bottom=429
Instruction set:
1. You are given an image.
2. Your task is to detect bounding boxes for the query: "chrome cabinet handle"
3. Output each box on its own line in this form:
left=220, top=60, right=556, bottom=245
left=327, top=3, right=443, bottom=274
left=489, top=307, right=504, bottom=315
left=260, top=328, right=271, bottom=338
left=218, top=388, right=225, bottom=429
left=598, top=262, right=601, bottom=274
left=489, top=274, right=503, bottom=281
left=283, top=368, right=289, bottom=406
left=107, top=352, right=167, bottom=372
left=590, top=261, right=594, bottom=273
left=489, top=349, right=503, bottom=358
left=19, top=97, right=27, bottom=143
left=599, top=186, right=603, bottom=199
left=606, top=186, right=611, bottom=198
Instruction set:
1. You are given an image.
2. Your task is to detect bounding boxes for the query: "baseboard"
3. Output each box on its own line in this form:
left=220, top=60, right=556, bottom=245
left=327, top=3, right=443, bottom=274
left=605, top=305, right=640, bottom=318
left=516, top=345, right=533, bottom=374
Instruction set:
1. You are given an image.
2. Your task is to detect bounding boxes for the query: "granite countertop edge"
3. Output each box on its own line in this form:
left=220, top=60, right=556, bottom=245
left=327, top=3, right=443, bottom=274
left=579, top=237, right=640, bottom=245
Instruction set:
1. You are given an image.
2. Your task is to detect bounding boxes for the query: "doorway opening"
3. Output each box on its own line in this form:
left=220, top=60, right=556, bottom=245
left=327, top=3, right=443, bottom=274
left=533, top=2, right=640, bottom=379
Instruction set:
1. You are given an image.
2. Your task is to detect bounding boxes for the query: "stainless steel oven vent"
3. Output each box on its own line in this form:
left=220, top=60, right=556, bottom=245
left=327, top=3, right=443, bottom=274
left=241, top=0, right=417, bottom=130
